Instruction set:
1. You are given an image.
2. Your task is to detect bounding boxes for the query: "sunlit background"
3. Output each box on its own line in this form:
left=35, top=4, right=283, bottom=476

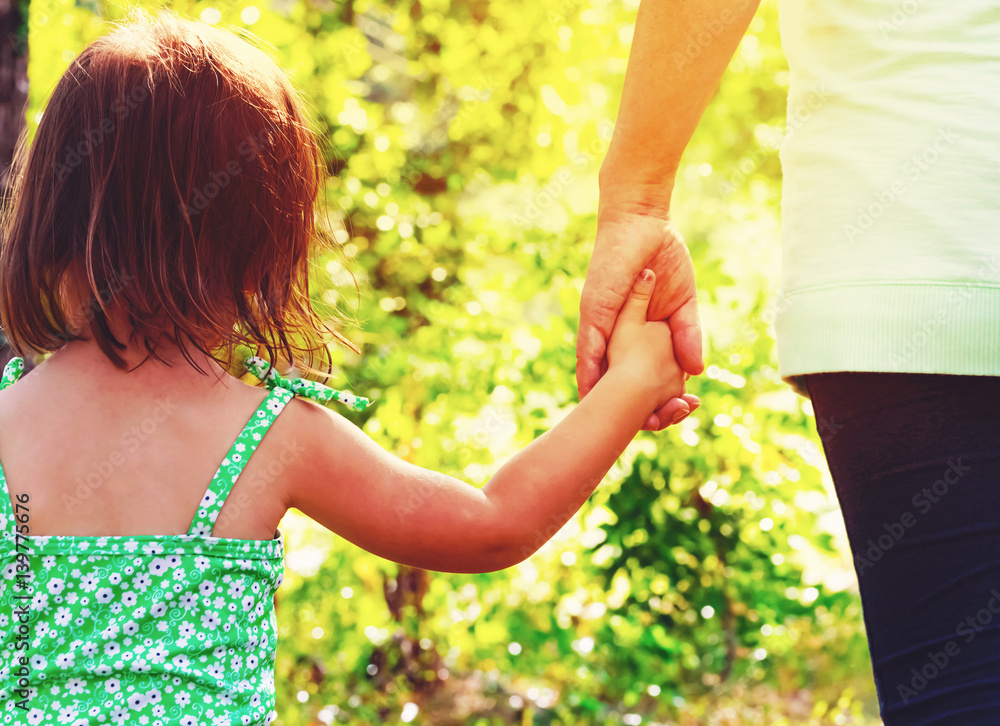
left=4, top=0, right=883, bottom=722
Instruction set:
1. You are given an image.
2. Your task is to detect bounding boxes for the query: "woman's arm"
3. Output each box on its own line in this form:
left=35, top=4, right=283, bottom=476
left=600, top=0, right=761, bottom=200
left=283, top=271, right=683, bottom=573
left=578, top=0, right=760, bottom=431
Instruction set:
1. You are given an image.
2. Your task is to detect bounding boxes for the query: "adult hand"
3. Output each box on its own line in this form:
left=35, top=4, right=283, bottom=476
left=578, top=205, right=703, bottom=431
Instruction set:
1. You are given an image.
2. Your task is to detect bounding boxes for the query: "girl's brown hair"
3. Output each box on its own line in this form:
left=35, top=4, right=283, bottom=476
left=0, top=8, right=357, bottom=375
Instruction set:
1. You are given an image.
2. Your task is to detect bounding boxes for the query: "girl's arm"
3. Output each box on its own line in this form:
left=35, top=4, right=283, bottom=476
left=284, top=271, right=683, bottom=573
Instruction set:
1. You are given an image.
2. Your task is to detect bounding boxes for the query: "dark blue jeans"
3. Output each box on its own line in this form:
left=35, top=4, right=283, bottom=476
left=805, top=372, right=1000, bottom=725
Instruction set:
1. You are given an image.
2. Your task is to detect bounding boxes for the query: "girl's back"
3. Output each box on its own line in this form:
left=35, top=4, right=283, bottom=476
left=0, top=346, right=303, bottom=723
left=0, top=344, right=292, bottom=541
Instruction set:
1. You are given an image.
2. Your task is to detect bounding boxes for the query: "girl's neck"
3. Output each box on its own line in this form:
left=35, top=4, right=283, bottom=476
left=40, top=337, right=234, bottom=398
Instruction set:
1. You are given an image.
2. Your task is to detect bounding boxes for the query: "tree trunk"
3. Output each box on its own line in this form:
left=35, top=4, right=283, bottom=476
left=0, top=0, right=33, bottom=373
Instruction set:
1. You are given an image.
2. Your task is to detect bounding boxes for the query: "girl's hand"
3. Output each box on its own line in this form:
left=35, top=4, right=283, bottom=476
left=606, top=269, right=687, bottom=413
left=578, top=209, right=701, bottom=430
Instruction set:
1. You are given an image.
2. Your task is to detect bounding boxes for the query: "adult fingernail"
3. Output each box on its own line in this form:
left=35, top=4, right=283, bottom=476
left=671, top=410, right=689, bottom=425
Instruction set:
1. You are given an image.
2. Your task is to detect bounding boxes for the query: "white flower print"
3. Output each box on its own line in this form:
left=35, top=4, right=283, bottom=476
left=67, top=678, right=86, bottom=695
left=96, top=587, right=114, bottom=604
left=48, top=578, right=66, bottom=595
left=55, top=652, right=76, bottom=668
left=109, top=572, right=122, bottom=585
left=105, top=678, right=121, bottom=694
left=54, top=607, right=72, bottom=626
left=80, top=574, right=99, bottom=592
left=132, top=573, right=152, bottom=591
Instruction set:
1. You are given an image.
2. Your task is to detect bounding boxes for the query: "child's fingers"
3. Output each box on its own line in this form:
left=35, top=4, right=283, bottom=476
left=621, top=269, right=655, bottom=322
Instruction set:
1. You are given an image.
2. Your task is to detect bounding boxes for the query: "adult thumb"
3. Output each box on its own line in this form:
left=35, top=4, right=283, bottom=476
left=622, top=269, right=655, bottom=320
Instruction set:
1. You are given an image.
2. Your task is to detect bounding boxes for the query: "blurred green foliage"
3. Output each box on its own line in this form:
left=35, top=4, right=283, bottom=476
left=26, top=0, right=880, bottom=722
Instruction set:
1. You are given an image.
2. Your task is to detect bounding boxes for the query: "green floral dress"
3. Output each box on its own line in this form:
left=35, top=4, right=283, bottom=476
left=0, top=357, right=368, bottom=725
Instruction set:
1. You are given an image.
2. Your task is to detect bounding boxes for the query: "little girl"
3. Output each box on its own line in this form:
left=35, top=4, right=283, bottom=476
left=0, top=9, right=687, bottom=725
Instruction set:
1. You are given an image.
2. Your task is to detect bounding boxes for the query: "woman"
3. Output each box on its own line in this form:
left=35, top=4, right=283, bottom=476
left=577, top=1, right=1000, bottom=722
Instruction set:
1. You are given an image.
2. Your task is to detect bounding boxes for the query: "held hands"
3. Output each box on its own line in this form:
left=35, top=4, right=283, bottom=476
left=606, top=269, right=687, bottom=413
left=578, top=209, right=702, bottom=430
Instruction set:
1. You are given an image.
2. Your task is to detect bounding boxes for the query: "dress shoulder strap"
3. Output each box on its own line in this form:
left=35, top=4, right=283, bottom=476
left=1, top=357, right=25, bottom=391
left=187, top=386, right=295, bottom=537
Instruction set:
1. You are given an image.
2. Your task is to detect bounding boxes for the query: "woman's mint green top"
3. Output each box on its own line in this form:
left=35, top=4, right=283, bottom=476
left=0, top=357, right=368, bottom=725
left=775, top=1, right=1000, bottom=387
